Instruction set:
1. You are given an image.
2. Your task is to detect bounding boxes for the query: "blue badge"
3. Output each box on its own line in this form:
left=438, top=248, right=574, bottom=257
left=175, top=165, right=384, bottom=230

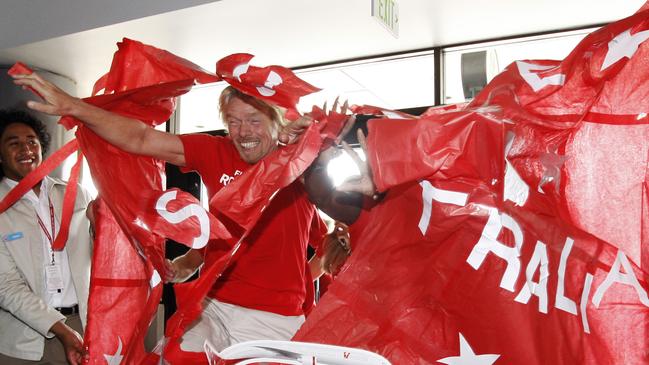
left=4, top=232, right=23, bottom=241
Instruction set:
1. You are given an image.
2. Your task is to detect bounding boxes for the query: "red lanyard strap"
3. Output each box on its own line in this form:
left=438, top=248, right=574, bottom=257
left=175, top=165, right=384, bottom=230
left=36, top=198, right=56, bottom=265
left=36, top=198, right=56, bottom=245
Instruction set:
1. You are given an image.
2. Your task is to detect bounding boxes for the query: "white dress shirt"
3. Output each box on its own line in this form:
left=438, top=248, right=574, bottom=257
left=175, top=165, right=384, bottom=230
left=4, top=177, right=78, bottom=308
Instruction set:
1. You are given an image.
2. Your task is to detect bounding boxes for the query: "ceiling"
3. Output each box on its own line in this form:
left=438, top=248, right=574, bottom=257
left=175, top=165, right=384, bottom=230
left=0, top=0, right=645, bottom=96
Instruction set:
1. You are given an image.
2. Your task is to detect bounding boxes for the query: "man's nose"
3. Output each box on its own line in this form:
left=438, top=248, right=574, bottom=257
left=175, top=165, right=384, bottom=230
left=18, top=142, right=31, bottom=152
left=238, top=121, right=253, bottom=136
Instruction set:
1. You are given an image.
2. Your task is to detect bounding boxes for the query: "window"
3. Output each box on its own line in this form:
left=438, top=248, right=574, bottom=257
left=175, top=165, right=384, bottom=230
left=177, top=82, right=229, bottom=134
left=176, top=52, right=436, bottom=134
left=443, top=29, right=595, bottom=104
left=296, top=52, right=435, bottom=112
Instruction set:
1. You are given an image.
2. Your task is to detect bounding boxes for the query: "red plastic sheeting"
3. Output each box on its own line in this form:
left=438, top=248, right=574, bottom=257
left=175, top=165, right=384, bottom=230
left=294, top=5, right=649, bottom=365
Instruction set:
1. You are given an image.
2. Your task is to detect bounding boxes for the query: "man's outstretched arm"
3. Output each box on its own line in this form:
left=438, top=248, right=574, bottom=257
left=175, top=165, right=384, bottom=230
left=12, top=72, right=186, bottom=166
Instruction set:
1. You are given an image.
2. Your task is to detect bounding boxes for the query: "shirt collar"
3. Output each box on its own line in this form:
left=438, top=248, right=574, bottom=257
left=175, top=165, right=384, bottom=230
left=2, top=176, right=52, bottom=203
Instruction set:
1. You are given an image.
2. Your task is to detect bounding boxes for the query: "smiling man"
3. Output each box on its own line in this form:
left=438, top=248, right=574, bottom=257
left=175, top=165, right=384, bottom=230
left=0, top=109, right=93, bottom=365
left=12, top=70, right=327, bottom=357
left=223, top=88, right=279, bottom=164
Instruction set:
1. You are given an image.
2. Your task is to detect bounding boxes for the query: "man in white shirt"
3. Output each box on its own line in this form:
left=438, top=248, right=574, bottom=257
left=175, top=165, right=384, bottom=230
left=0, top=109, right=93, bottom=365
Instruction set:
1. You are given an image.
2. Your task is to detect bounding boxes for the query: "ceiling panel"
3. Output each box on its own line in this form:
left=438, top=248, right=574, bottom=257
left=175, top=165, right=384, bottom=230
left=0, top=0, right=644, bottom=97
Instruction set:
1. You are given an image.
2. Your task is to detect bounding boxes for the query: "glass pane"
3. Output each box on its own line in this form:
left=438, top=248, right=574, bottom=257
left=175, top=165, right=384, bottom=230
left=176, top=53, right=435, bottom=134
left=297, top=52, right=435, bottom=111
left=177, top=82, right=228, bottom=134
left=443, top=29, right=594, bottom=104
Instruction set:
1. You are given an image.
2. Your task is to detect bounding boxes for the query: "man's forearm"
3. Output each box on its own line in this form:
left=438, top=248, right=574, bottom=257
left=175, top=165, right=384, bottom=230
left=65, top=98, right=152, bottom=155
left=50, top=320, right=85, bottom=365
left=170, top=249, right=204, bottom=282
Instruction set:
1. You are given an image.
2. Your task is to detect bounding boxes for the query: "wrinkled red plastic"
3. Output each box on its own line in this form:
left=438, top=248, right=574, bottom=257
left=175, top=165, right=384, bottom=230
left=350, top=104, right=416, bottom=119
left=58, top=40, right=325, bottom=364
left=50, top=150, right=82, bottom=250
left=75, top=40, right=225, bottom=365
left=294, top=6, right=649, bottom=365
left=92, top=38, right=220, bottom=96
left=216, top=53, right=320, bottom=119
left=6, top=40, right=324, bottom=364
left=7, top=61, right=33, bottom=76
left=84, top=199, right=161, bottom=365
left=7, top=62, right=43, bottom=99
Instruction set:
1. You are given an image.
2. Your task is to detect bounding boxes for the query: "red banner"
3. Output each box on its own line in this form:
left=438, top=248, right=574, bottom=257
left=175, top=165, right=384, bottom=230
left=294, top=5, right=649, bottom=365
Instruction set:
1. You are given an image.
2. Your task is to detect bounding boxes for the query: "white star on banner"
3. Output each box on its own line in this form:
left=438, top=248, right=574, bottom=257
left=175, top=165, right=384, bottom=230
left=516, top=61, right=565, bottom=92
left=104, top=337, right=124, bottom=365
left=437, top=333, right=500, bottom=365
left=601, top=29, right=649, bottom=71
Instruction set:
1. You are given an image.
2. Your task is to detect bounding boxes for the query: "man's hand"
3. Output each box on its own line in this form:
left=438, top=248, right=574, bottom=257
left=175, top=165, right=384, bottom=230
left=278, top=98, right=354, bottom=146
left=322, top=222, right=352, bottom=275
left=163, top=258, right=181, bottom=283
left=49, top=320, right=86, bottom=365
left=163, top=250, right=204, bottom=283
left=11, top=72, right=82, bottom=117
left=338, top=129, right=377, bottom=197
left=278, top=115, right=312, bottom=146
left=335, top=104, right=355, bottom=146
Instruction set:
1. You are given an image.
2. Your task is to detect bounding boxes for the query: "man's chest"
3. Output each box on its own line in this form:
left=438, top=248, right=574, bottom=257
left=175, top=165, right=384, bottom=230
left=217, top=168, right=244, bottom=187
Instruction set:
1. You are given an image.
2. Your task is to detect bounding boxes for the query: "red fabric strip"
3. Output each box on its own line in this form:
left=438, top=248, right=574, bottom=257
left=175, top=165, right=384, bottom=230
left=531, top=112, right=649, bottom=125
left=52, top=149, right=83, bottom=250
left=91, top=278, right=149, bottom=287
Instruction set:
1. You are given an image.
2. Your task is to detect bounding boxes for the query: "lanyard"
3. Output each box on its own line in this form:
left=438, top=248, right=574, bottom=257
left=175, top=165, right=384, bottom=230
left=36, top=198, right=56, bottom=265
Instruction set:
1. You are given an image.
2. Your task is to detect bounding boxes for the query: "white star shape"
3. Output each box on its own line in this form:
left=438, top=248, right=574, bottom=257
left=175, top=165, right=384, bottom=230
left=516, top=61, right=565, bottom=92
left=601, top=29, right=649, bottom=71
left=437, top=333, right=500, bottom=365
left=104, top=337, right=124, bottom=365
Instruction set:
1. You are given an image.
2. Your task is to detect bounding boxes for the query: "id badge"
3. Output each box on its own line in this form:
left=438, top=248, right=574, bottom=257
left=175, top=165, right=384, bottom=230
left=45, top=264, right=64, bottom=292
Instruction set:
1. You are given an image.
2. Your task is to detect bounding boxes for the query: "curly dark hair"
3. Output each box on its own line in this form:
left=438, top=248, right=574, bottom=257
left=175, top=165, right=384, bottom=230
left=0, top=109, right=51, bottom=154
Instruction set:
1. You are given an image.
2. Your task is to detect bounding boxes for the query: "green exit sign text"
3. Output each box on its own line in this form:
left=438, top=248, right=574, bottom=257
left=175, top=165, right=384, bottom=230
left=372, top=0, right=399, bottom=38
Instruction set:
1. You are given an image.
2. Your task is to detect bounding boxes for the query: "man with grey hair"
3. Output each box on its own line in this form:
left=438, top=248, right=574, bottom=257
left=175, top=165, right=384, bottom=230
left=12, top=72, right=325, bottom=355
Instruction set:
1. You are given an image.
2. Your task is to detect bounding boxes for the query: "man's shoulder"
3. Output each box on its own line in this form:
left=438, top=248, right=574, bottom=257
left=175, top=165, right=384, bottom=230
left=180, top=132, right=229, bottom=143
left=45, top=176, right=93, bottom=203
left=181, top=133, right=237, bottom=153
left=46, top=175, right=67, bottom=186
left=0, top=179, right=10, bottom=197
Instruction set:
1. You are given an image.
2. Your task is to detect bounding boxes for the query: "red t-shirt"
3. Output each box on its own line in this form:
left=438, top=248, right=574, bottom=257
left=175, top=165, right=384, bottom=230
left=179, top=133, right=324, bottom=316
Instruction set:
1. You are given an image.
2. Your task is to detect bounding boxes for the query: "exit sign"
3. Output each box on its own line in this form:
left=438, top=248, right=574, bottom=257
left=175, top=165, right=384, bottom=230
left=372, top=0, right=399, bottom=38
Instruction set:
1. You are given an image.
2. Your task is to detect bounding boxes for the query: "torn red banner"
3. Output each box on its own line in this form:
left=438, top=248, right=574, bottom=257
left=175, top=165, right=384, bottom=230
left=7, top=39, right=228, bottom=364
left=295, top=4, right=649, bottom=365
left=92, top=38, right=220, bottom=96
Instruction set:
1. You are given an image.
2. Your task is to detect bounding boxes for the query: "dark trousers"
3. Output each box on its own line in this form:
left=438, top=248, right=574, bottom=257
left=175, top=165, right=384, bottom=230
left=0, top=314, right=83, bottom=365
